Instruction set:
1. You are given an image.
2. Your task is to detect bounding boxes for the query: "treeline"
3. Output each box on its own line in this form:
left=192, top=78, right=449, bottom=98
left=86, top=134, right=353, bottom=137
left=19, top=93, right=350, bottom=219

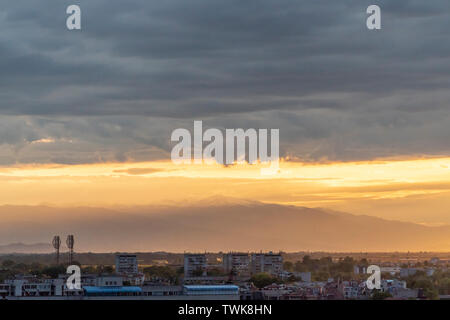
left=0, top=252, right=186, bottom=266
left=0, top=259, right=120, bottom=281
left=405, top=269, right=450, bottom=299
left=283, top=255, right=365, bottom=281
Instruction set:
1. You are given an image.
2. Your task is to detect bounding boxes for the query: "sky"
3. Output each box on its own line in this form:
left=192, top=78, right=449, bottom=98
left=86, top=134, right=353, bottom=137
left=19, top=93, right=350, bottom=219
left=0, top=1, right=450, bottom=249
left=1, top=158, right=450, bottom=226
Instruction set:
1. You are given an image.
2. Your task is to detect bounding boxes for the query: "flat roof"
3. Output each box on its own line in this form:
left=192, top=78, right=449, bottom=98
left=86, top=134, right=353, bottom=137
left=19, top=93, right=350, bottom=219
left=184, top=285, right=239, bottom=291
left=83, top=286, right=142, bottom=294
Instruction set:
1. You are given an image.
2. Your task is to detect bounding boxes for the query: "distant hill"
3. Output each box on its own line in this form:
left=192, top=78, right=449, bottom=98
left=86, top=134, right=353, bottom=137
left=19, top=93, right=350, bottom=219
left=0, top=201, right=449, bottom=252
left=0, top=242, right=52, bottom=254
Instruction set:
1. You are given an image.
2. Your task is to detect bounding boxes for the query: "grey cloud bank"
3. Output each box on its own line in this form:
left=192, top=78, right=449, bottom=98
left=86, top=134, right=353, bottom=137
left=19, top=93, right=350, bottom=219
left=0, top=0, right=450, bottom=164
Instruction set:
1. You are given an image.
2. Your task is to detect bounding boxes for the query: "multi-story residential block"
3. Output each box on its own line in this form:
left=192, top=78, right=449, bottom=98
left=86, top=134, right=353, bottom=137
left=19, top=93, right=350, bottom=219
left=115, top=254, right=138, bottom=275
left=250, top=252, right=283, bottom=276
left=400, top=268, right=418, bottom=278
left=223, top=252, right=251, bottom=277
left=353, top=265, right=367, bottom=274
left=380, top=266, right=401, bottom=275
left=184, top=253, right=207, bottom=278
left=339, top=280, right=363, bottom=300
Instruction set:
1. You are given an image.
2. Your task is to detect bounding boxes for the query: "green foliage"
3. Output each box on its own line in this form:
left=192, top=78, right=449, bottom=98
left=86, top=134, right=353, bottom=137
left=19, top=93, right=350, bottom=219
left=437, top=277, right=450, bottom=295
left=41, top=265, right=66, bottom=278
left=312, top=271, right=330, bottom=282
left=371, top=290, right=392, bottom=300
left=250, top=273, right=280, bottom=288
left=96, top=265, right=114, bottom=274
left=207, top=267, right=226, bottom=276
left=81, top=266, right=97, bottom=274
left=1, top=260, right=15, bottom=268
left=283, top=261, right=294, bottom=272
left=192, top=268, right=204, bottom=277
left=143, top=266, right=178, bottom=283
left=293, top=255, right=355, bottom=280
left=406, top=273, right=443, bottom=299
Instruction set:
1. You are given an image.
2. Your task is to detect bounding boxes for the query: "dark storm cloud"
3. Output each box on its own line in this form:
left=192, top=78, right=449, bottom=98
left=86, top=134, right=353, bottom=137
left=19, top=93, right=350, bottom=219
left=0, top=0, right=450, bottom=163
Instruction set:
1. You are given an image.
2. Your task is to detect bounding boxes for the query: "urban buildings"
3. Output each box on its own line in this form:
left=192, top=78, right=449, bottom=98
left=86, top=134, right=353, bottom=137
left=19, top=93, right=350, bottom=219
left=223, top=252, right=283, bottom=277
left=115, top=254, right=138, bottom=275
left=251, top=252, right=283, bottom=276
left=1, top=251, right=446, bottom=300
left=184, top=253, right=207, bottom=278
left=223, top=252, right=251, bottom=277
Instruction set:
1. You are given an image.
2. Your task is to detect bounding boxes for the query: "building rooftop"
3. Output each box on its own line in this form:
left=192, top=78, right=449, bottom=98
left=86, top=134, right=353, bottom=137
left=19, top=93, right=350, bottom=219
left=83, top=286, right=142, bottom=294
left=183, top=285, right=239, bottom=291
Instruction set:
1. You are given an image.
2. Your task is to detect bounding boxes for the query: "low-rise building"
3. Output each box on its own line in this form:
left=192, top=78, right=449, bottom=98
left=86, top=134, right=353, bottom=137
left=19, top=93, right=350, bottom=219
left=183, top=285, right=239, bottom=300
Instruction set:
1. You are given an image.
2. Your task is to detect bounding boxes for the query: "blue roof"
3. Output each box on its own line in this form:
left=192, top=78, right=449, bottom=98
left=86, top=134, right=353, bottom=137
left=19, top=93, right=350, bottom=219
left=184, top=285, right=239, bottom=291
left=84, top=286, right=142, bottom=294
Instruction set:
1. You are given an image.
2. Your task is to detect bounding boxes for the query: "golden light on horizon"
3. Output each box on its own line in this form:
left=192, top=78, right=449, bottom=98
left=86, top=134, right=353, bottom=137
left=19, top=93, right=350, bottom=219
left=0, top=156, right=449, bottom=217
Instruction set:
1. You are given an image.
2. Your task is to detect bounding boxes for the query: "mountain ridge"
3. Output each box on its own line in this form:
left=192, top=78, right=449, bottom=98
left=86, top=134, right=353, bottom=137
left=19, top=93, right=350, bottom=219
left=0, top=201, right=449, bottom=252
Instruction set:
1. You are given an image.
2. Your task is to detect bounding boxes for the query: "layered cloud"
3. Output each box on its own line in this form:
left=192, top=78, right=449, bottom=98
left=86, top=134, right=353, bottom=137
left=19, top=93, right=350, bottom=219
left=0, top=0, right=450, bottom=164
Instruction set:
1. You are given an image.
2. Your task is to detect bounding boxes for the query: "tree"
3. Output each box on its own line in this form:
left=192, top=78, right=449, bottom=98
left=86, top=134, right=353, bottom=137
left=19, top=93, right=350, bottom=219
left=1, top=260, right=14, bottom=268
left=144, top=266, right=178, bottom=283
left=294, top=261, right=307, bottom=272
left=359, top=258, right=369, bottom=266
left=371, top=290, right=392, bottom=300
left=208, top=267, right=225, bottom=276
left=283, top=261, right=294, bottom=272
left=408, top=276, right=438, bottom=300
left=250, top=273, right=279, bottom=288
left=313, top=271, right=330, bottom=282
left=192, top=268, right=204, bottom=277
left=42, top=265, right=66, bottom=278
left=302, top=255, right=311, bottom=265
left=103, top=266, right=114, bottom=274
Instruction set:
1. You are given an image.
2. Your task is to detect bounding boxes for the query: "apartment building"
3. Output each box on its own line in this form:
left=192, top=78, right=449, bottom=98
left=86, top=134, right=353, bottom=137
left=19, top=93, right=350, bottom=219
left=115, top=254, right=138, bottom=275
left=251, top=252, right=283, bottom=276
left=223, top=252, right=251, bottom=277
left=184, top=253, right=207, bottom=278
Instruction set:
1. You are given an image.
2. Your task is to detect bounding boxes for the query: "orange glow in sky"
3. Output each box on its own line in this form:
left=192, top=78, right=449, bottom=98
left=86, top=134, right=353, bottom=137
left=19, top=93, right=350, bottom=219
left=1, top=157, right=450, bottom=225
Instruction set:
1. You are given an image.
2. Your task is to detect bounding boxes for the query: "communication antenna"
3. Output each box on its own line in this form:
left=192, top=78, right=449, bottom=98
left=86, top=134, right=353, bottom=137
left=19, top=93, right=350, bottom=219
left=52, top=236, right=61, bottom=264
left=66, top=235, right=75, bottom=265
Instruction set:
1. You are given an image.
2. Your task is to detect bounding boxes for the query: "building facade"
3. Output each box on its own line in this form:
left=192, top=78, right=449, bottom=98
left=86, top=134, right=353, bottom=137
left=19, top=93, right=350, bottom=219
left=251, top=252, right=283, bottom=276
left=184, top=253, right=208, bottom=278
left=223, top=252, right=251, bottom=277
left=115, top=254, right=138, bottom=275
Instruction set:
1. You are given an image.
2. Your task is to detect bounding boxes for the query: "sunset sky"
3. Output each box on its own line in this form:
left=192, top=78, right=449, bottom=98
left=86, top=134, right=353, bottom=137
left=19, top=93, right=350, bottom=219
left=1, top=1, right=450, bottom=250
left=1, top=157, right=450, bottom=226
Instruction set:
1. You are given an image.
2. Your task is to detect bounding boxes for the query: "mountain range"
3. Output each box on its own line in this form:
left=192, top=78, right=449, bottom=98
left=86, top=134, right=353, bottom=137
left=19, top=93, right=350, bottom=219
left=0, top=200, right=449, bottom=252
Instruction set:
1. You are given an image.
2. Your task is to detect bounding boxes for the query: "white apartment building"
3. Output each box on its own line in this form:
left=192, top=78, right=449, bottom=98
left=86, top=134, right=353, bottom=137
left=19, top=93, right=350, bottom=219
left=223, top=252, right=251, bottom=277
left=115, top=254, right=138, bottom=275
left=251, top=252, right=283, bottom=276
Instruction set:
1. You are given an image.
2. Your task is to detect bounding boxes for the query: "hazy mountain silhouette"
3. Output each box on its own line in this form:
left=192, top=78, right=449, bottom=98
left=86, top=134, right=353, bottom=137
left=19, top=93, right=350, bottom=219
left=0, top=242, right=52, bottom=254
left=0, top=200, right=449, bottom=252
